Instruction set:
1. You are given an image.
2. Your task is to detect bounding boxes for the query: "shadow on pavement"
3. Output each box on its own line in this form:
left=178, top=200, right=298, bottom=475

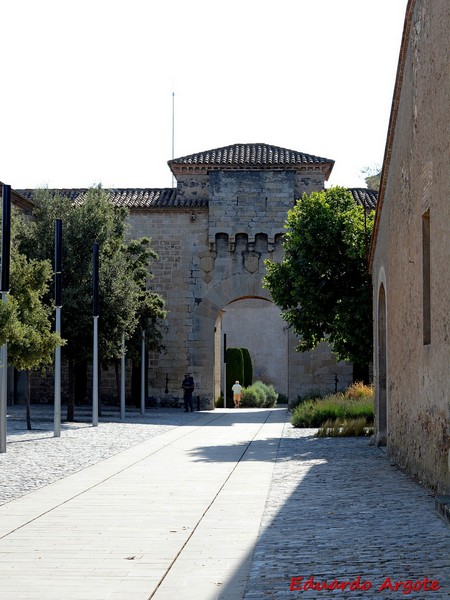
left=217, top=427, right=450, bottom=599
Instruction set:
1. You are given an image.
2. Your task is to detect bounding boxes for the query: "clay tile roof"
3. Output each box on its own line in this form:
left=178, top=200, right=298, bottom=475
left=105, top=188, right=189, bottom=208
left=169, top=143, right=334, bottom=169
left=0, top=184, right=34, bottom=211
left=16, top=188, right=207, bottom=209
left=348, top=188, right=379, bottom=210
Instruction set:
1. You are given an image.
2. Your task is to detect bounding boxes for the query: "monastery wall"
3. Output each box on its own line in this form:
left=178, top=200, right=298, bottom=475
left=372, top=0, right=450, bottom=493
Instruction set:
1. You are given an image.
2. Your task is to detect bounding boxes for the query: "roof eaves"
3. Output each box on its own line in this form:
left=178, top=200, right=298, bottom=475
left=368, top=0, right=416, bottom=271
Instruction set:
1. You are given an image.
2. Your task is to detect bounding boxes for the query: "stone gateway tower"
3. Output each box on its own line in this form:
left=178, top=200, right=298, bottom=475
left=129, top=143, right=353, bottom=408
left=17, top=142, right=361, bottom=407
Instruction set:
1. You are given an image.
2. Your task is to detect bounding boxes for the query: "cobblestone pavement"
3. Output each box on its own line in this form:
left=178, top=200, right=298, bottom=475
left=242, top=422, right=450, bottom=600
left=0, top=403, right=203, bottom=505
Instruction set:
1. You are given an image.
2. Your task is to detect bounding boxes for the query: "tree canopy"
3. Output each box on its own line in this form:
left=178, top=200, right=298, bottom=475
left=15, top=187, right=166, bottom=413
left=264, top=187, right=374, bottom=375
left=16, top=186, right=165, bottom=363
left=0, top=244, right=63, bottom=371
left=361, top=166, right=381, bottom=191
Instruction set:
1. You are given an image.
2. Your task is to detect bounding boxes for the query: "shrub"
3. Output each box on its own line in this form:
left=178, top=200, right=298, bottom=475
left=291, top=385, right=374, bottom=428
left=253, top=381, right=268, bottom=405
left=262, top=383, right=278, bottom=407
left=240, top=386, right=261, bottom=407
left=290, top=389, right=327, bottom=410
left=344, top=381, right=374, bottom=401
left=240, top=381, right=278, bottom=408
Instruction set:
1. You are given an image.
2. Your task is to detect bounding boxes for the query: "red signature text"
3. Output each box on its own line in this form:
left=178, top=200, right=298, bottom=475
left=290, top=575, right=441, bottom=594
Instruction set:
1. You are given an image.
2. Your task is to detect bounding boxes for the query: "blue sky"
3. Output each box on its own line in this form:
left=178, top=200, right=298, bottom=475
left=1, top=0, right=408, bottom=190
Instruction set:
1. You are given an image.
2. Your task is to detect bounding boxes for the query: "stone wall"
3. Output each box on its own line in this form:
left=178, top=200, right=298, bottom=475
left=125, top=165, right=353, bottom=408
left=15, top=157, right=354, bottom=410
left=128, top=208, right=210, bottom=403
left=12, top=150, right=354, bottom=410
left=372, top=0, right=450, bottom=493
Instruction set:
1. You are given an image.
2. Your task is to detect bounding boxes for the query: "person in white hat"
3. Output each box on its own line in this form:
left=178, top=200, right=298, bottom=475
left=231, top=380, right=242, bottom=408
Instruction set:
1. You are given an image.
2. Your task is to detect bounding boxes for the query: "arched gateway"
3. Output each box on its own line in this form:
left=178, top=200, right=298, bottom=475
left=128, top=143, right=354, bottom=407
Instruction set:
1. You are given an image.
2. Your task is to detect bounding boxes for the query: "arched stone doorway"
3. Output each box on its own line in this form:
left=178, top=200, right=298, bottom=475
left=192, top=267, right=353, bottom=407
left=192, top=273, right=280, bottom=407
left=213, top=297, right=288, bottom=402
left=376, top=282, right=388, bottom=446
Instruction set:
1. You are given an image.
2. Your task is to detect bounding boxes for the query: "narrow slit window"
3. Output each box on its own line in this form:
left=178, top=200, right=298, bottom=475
left=422, top=209, right=431, bottom=345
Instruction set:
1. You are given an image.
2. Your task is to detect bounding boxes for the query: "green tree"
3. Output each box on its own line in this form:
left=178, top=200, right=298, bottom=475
left=361, top=166, right=381, bottom=191
left=117, top=238, right=166, bottom=406
left=0, top=240, right=64, bottom=428
left=264, top=187, right=374, bottom=381
left=15, top=187, right=165, bottom=418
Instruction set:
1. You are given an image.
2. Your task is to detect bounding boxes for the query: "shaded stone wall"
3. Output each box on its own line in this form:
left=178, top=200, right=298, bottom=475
left=372, top=0, right=450, bottom=493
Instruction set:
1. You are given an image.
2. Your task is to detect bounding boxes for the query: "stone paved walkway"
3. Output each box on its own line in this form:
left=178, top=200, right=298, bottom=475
left=0, top=405, right=449, bottom=599
left=242, top=425, right=450, bottom=599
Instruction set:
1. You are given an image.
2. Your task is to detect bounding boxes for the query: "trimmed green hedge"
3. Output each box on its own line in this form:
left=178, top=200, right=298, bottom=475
left=241, top=347, right=253, bottom=388
left=225, top=348, right=244, bottom=404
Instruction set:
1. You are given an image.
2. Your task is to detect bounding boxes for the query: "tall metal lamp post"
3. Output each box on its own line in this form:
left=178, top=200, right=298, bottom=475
left=140, top=328, right=145, bottom=415
left=0, top=184, right=11, bottom=453
left=223, top=333, right=227, bottom=409
left=92, top=242, right=99, bottom=427
left=120, top=333, right=126, bottom=420
left=54, top=220, right=63, bottom=437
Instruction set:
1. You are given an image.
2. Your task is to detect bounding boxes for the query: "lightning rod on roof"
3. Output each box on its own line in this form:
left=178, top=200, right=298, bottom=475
left=172, top=91, right=175, bottom=189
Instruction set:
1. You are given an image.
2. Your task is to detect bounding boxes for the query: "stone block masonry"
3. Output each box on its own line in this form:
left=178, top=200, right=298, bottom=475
left=122, top=154, right=353, bottom=407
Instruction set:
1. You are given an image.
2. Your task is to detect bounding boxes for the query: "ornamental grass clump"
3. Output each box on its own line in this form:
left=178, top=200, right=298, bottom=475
left=316, top=417, right=374, bottom=437
left=291, top=383, right=374, bottom=432
left=290, top=390, right=326, bottom=410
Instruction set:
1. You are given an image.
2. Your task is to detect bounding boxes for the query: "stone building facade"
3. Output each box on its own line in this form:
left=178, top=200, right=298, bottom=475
left=369, top=0, right=450, bottom=494
left=16, top=143, right=377, bottom=408
left=128, top=144, right=354, bottom=408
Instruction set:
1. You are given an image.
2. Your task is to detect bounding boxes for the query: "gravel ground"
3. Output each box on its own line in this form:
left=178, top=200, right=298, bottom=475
left=0, top=403, right=200, bottom=505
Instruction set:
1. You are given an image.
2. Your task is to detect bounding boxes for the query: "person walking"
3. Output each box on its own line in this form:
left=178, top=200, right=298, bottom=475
left=182, top=372, right=195, bottom=412
left=231, top=380, right=242, bottom=408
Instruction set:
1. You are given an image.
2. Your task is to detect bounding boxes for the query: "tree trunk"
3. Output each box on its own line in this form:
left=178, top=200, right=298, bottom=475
left=131, top=362, right=141, bottom=408
left=98, top=363, right=102, bottom=417
left=353, top=362, right=370, bottom=385
left=145, top=347, right=149, bottom=404
left=74, top=360, right=88, bottom=405
left=114, top=360, right=120, bottom=405
left=67, top=360, right=75, bottom=422
left=13, top=369, right=18, bottom=405
left=26, top=372, right=32, bottom=430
